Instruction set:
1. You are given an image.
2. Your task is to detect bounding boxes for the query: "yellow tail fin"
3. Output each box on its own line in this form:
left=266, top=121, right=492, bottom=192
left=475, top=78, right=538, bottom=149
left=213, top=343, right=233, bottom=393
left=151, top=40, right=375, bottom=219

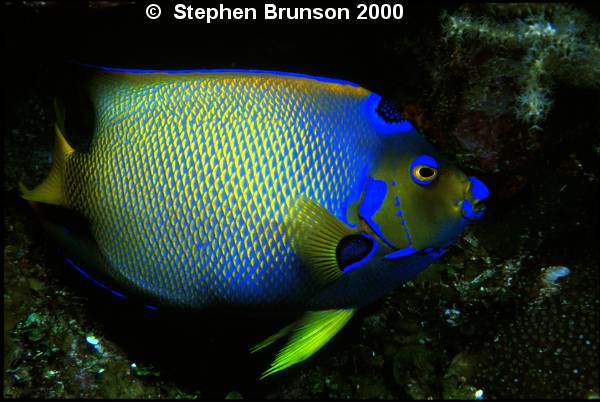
left=20, top=123, right=74, bottom=206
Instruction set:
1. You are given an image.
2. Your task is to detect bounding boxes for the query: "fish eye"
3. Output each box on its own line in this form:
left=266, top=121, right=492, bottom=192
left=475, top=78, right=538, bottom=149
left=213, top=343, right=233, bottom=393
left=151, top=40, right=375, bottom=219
left=410, top=155, right=439, bottom=185
left=413, top=165, right=437, bottom=181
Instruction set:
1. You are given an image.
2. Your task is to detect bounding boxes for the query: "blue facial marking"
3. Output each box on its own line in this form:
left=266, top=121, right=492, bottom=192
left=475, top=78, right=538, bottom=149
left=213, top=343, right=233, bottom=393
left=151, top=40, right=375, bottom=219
left=384, top=246, right=418, bottom=259
left=359, top=178, right=395, bottom=247
left=462, top=199, right=474, bottom=218
left=393, top=192, right=414, bottom=248
left=468, top=176, right=490, bottom=201
left=385, top=246, right=439, bottom=260
left=364, top=94, right=414, bottom=135
left=341, top=164, right=371, bottom=227
left=410, top=155, right=439, bottom=185
left=342, top=234, right=379, bottom=273
left=359, top=178, right=387, bottom=220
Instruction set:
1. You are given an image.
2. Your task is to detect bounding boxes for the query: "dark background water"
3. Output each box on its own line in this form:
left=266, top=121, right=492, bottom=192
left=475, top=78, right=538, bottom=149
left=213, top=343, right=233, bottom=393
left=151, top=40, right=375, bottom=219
left=4, top=1, right=442, bottom=106
left=4, top=1, right=599, bottom=399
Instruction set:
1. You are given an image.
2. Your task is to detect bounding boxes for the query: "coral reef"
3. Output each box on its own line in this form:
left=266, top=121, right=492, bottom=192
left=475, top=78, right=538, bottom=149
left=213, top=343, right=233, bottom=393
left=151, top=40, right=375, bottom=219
left=441, top=3, right=600, bottom=127
left=419, top=3, right=600, bottom=180
left=4, top=175, right=197, bottom=398
left=469, top=263, right=598, bottom=399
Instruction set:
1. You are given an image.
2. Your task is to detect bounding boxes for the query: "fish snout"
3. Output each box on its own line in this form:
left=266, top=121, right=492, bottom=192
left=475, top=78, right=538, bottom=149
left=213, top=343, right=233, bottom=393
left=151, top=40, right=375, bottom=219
left=468, top=176, right=489, bottom=201
left=461, top=176, right=489, bottom=221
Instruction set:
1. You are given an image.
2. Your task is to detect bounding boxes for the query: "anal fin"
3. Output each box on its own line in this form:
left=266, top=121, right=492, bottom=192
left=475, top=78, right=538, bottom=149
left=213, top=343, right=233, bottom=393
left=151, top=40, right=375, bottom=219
left=253, top=308, right=355, bottom=379
left=249, top=323, right=295, bottom=354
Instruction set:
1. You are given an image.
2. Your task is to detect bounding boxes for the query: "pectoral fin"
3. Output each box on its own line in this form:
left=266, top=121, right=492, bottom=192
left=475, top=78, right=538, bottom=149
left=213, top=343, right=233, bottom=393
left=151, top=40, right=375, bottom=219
left=253, top=309, right=355, bottom=379
left=286, top=197, right=360, bottom=285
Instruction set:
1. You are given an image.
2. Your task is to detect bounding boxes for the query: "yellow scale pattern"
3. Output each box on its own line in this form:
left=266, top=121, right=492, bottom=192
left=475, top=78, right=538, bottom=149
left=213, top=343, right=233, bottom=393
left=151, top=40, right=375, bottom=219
left=65, top=72, right=380, bottom=307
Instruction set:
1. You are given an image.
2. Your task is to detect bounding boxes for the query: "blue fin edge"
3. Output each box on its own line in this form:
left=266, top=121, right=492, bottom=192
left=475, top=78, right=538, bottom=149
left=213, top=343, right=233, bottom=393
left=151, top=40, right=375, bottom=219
left=78, top=62, right=360, bottom=87
left=59, top=249, right=159, bottom=311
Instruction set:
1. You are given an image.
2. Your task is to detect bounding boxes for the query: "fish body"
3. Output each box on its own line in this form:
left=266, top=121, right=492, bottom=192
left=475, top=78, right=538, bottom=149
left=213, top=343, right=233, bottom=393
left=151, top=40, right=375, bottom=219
left=22, top=68, right=489, bottom=377
left=67, top=71, right=382, bottom=308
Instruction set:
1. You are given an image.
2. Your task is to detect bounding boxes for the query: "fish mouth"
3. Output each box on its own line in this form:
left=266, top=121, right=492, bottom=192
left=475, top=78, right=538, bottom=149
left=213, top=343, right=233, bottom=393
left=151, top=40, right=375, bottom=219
left=460, top=176, right=489, bottom=221
left=458, top=181, right=487, bottom=221
left=461, top=199, right=487, bottom=222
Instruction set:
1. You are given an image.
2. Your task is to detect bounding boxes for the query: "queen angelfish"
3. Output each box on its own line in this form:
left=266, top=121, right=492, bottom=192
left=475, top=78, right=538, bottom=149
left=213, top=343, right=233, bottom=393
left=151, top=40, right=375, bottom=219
left=21, top=67, right=489, bottom=378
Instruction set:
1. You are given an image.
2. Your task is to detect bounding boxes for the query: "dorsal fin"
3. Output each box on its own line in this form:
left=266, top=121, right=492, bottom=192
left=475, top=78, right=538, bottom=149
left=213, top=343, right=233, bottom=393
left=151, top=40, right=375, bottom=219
left=20, top=123, right=75, bottom=206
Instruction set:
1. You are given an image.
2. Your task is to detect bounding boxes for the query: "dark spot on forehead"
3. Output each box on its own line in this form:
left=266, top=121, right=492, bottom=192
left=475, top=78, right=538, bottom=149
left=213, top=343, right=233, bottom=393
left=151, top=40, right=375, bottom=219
left=375, top=98, right=407, bottom=124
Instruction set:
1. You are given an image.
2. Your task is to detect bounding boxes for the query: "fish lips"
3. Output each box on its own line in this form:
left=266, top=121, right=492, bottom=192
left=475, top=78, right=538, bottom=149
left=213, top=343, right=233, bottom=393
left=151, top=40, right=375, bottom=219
left=461, top=198, right=487, bottom=221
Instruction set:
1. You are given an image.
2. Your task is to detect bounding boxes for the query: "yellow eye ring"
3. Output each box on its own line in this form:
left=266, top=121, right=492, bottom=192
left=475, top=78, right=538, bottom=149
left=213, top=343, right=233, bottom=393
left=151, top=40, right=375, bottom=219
left=412, top=165, right=438, bottom=182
